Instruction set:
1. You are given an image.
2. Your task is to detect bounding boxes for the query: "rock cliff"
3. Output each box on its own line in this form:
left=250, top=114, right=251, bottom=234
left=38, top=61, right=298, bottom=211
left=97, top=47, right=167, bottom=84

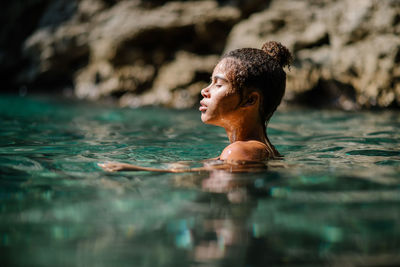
left=225, top=0, right=400, bottom=109
left=3, top=0, right=400, bottom=109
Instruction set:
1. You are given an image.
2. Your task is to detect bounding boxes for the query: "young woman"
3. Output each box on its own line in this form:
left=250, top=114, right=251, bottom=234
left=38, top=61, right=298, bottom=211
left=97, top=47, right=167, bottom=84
left=99, top=41, right=292, bottom=173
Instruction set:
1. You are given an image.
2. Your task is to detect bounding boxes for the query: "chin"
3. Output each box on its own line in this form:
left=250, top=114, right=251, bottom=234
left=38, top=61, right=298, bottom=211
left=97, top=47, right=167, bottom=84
left=201, top=114, right=220, bottom=127
left=201, top=112, right=214, bottom=124
left=201, top=112, right=209, bottom=123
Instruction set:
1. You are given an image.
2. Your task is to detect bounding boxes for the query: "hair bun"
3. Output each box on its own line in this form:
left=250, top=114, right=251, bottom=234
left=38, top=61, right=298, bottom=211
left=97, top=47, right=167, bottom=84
left=261, top=41, right=292, bottom=69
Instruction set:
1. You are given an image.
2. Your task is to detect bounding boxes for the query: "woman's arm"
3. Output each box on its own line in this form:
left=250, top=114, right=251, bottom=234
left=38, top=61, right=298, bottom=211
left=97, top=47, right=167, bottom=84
left=98, top=160, right=268, bottom=173
left=98, top=162, right=207, bottom=173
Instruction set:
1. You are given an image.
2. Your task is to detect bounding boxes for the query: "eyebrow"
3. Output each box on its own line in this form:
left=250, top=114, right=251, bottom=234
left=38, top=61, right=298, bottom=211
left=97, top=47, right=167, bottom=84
left=214, top=75, right=228, bottom=82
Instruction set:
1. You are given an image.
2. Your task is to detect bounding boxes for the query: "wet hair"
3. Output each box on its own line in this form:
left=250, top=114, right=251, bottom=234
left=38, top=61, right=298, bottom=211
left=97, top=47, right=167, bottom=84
left=222, top=41, right=292, bottom=124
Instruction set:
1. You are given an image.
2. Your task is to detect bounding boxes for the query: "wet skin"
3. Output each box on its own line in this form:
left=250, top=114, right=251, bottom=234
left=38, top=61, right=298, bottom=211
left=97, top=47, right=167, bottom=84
left=199, top=58, right=278, bottom=163
left=99, top=58, right=279, bottom=173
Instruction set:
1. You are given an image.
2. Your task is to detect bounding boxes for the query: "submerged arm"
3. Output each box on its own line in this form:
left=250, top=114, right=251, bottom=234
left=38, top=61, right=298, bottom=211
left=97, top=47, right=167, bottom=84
left=98, top=160, right=268, bottom=173
left=98, top=162, right=208, bottom=173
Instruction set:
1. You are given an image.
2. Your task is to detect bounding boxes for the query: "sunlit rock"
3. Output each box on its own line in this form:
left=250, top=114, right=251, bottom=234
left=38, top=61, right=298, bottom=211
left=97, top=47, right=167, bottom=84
left=225, top=0, right=400, bottom=109
left=4, top=0, right=400, bottom=109
left=120, top=51, right=219, bottom=108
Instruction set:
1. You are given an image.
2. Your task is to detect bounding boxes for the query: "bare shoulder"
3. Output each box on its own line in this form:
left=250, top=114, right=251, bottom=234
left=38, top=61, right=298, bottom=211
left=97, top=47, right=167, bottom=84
left=219, top=141, right=270, bottom=162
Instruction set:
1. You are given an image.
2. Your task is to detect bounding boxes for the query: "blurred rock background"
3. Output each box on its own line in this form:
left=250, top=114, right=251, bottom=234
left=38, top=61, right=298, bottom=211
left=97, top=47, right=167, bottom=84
left=2, top=0, right=400, bottom=109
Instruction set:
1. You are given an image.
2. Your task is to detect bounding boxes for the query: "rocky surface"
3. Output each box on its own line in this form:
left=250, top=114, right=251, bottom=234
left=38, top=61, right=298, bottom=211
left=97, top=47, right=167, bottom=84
left=120, top=51, right=219, bottom=108
left=19, top=0, right=241, bottom=103
left=73, top=0, right=240, bottom=103
left=225, top=0, right=400, bottom=109
left=3, top=0, right=400, bottom=109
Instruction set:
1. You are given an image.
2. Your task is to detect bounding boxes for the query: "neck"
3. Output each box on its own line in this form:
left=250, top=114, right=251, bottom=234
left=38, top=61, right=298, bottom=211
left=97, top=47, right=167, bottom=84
left=224, top=118, right=268, bottom=144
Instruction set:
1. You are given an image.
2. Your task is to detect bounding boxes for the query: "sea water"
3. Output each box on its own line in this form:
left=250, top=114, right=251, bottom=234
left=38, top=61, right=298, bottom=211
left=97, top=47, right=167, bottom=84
left=1, top=95, right=399, bottom=266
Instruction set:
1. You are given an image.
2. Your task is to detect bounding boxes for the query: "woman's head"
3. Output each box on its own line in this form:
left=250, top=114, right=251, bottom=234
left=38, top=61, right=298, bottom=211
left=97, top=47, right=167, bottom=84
left=200, top=41, right=292, bottom=128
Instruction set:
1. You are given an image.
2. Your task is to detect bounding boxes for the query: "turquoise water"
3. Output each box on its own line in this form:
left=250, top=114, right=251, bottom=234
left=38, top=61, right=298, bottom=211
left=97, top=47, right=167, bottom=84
left=1, top=95, right=400, bottom=266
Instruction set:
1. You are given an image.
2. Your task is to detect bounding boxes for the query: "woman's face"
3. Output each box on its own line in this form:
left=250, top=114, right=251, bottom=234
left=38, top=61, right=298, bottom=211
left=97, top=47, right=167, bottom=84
left=199, top=58, right=241, bottom=126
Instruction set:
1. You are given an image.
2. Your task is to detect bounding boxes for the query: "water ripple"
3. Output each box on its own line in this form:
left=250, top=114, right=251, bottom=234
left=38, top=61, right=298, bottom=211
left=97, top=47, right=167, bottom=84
left=1, top=96, right=400, bottom=266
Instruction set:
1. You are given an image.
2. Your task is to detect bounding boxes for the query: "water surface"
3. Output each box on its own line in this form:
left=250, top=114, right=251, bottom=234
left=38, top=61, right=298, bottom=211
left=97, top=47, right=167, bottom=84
left=1, top=95, right=400, bottom=266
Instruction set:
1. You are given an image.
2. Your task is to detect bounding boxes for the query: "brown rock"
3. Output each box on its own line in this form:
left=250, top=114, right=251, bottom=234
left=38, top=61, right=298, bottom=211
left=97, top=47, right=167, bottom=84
left=224, top=0, right=400, bottom=109
left=20, top=0, right=240, bottom=101
left=19, top=0, right=108, bottom=86
left=11, top=0, right=400, bottom=109
left=75, top=62, right=155, bottom=99
left=86, top=0, right=240, bottom=66
left=120, top=51, right=219, bottom=108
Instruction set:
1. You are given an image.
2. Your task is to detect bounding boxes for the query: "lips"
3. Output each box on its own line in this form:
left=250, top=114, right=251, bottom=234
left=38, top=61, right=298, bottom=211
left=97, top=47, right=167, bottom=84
left=199, top=100, right=207, bottom=112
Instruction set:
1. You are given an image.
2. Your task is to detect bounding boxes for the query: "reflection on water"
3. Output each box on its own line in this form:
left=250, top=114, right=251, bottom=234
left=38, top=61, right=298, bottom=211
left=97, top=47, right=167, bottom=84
left=1, top=95, right=400, bottom=266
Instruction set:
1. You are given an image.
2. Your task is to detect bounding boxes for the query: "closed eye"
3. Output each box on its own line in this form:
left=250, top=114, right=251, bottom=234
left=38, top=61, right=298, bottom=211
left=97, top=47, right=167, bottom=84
left=211, top=75, right=228, bottom=88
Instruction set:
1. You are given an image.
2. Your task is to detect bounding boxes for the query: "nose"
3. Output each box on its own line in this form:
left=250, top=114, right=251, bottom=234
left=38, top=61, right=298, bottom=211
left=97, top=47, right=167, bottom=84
left=201, top=86, right=210, bottom=98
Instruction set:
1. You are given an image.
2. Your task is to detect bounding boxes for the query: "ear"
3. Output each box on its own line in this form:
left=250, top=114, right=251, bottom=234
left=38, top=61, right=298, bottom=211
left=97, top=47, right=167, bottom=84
left=241, top=91, right=260, bottom=107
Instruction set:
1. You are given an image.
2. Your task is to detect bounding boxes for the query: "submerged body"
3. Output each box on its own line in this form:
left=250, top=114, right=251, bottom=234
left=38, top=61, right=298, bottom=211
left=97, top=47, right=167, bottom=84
left=99, top=41, right=291, bottom=172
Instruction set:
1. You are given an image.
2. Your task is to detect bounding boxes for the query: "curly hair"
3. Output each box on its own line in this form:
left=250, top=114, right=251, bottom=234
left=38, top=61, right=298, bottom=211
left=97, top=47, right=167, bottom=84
left=222, top=41, right=292, bottom=124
